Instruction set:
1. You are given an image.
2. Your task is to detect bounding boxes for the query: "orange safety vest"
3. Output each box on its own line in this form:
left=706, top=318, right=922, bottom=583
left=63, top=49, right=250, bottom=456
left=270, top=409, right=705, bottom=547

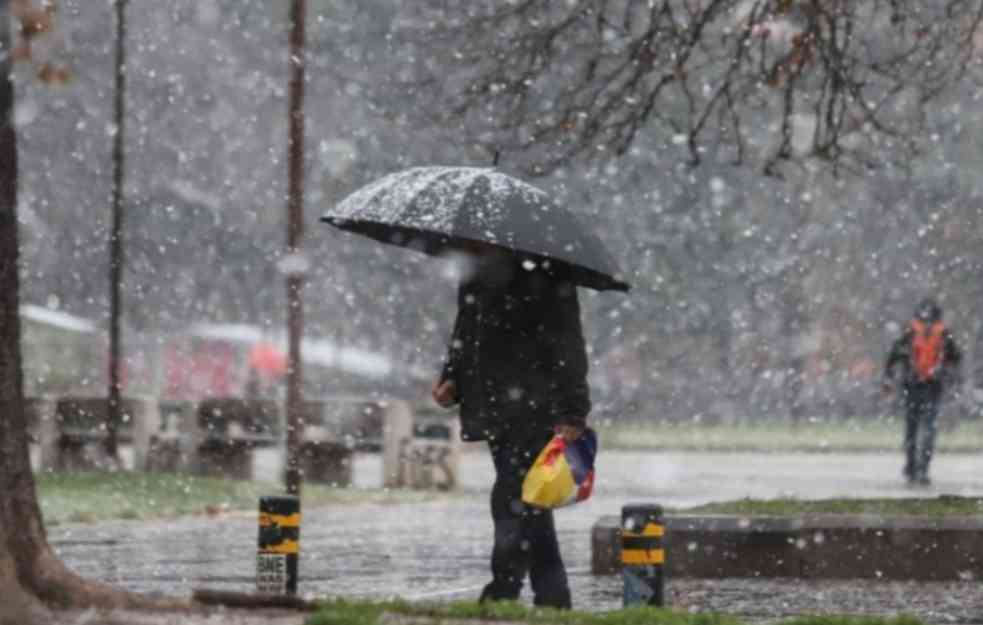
left=910, top=319, right=945, bottom=382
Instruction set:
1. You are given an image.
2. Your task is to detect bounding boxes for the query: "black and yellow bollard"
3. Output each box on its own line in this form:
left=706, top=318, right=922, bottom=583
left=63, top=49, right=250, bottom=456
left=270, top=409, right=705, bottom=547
left=622, top=503, right=665, bottom=607
left=257, top=495, right=300, bottom=595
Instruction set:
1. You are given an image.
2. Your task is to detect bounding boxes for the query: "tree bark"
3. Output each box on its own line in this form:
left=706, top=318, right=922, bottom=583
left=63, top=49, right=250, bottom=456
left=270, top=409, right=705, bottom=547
left=0, top=550, right=44, bottom=625
left=0, top=1, right=46, bottom=619
left=0, top=1, right=183, bottom=614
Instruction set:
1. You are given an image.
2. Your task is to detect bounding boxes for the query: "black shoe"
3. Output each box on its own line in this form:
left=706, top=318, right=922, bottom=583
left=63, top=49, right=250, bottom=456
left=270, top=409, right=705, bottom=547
left=916, top=475, right=931, bottom=486
left=903, top=464, right=915, bottom=481
left=479, top=581, right=520, bottom=604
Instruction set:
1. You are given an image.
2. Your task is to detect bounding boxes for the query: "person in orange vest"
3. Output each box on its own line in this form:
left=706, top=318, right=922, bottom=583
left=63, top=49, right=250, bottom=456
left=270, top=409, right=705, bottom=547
left=883, top=298, right=962, bottom=485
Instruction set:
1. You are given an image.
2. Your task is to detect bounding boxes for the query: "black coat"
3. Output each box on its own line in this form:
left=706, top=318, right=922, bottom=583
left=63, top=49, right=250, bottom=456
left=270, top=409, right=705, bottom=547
left=440, top=261, right=591, bottom=442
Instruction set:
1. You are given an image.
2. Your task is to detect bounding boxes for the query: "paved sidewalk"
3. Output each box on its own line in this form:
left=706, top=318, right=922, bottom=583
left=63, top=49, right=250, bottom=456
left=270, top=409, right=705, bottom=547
left=51, top=608, right=308, bottom=625
left=49, top=450, right=983, bottom=622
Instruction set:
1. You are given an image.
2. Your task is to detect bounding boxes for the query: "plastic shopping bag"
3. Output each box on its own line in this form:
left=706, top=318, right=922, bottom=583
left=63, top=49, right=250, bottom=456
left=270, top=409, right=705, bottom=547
left=521, top=428, right=597, bottom=509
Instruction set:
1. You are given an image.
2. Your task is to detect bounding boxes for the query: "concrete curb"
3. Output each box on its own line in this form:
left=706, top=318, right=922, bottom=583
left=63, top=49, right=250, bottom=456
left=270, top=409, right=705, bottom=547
left=592, top=513, right=983, bottom=580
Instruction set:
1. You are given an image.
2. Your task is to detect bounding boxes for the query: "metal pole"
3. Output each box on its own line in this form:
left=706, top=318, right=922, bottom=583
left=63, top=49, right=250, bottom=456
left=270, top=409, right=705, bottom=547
left=284, top=0, right=306, bottom=497
left=622, top=503, right=667, bottom=607
left=106, top=0, right=127, bottom=463
left=257, top=494, right=300, bottom=595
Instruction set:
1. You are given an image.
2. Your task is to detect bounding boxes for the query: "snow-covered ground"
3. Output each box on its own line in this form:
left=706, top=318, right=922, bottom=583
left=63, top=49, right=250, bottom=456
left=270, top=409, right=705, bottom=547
left=45, top=448, right=983, bottom=622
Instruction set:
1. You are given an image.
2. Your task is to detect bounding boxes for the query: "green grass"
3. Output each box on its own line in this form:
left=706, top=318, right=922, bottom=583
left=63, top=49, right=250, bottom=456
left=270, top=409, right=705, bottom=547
left=684, top=495, right=983, bottom=517
left=305, top=599, right=925, bottom=625
left=595, top=418, right=983, bottom=453
left=306, top=599, right=742, bottom=625
left=36, top=472, right=446, bottom=526
left=780, top=618, right=923, bottom=625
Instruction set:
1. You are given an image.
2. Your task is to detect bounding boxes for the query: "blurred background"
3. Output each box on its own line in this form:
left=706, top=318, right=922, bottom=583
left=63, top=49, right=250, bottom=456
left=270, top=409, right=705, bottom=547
left=14, top=0, right=983, bottom=435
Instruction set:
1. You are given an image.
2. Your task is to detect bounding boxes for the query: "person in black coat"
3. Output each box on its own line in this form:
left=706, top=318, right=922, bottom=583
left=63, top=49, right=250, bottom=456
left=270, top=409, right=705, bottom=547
left=432, top=241, right=590, bottom=609
left=883, top=297, right=962, bottom=485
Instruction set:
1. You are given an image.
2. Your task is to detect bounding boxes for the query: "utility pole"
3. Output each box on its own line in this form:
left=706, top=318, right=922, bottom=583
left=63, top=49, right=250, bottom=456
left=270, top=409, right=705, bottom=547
left=284, top=0, right=307, bottom=496
left=106, top=0, right=127, bottom=464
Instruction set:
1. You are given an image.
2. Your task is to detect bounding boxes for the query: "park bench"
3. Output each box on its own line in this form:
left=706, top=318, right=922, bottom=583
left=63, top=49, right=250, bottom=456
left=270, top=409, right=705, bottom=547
left=29, top=396, right=160, bottom=472
left=291, top=399, right=360, bottom=486
left=382, top=402, right=460, bottom=490
left=295, top=396, right=417, bottom=486
left=304, top=395, right=387, bottom=449
left=193, top=398, right=280, bottom=480
left=142, top=400, right=197, bottom=472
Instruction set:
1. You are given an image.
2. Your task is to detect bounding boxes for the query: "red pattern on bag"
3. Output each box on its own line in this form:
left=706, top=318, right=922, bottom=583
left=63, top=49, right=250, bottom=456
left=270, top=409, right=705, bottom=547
left=541, top=437, right=566, bottom=467
left=576, top=469, right=595, bottom=501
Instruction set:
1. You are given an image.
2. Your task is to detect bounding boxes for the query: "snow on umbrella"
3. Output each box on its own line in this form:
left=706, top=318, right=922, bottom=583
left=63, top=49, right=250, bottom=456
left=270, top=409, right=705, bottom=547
left=321, top=166, right=629, bottom=292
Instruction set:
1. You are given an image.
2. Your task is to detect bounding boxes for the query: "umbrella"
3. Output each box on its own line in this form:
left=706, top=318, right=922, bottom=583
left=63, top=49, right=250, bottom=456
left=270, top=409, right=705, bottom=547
left=249, top=342, right=287, bottom=378
left=321, top=166, right=629, bottom=292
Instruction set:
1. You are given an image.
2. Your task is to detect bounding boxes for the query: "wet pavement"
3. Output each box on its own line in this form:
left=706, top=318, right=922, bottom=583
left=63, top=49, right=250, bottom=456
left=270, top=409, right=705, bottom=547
left=49, top=449, right=983, bottom=623
left=49, top=607, right=308, bottom=625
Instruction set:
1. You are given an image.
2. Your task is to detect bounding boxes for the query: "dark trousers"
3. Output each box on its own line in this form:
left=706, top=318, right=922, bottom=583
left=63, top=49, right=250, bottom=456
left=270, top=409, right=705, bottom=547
left=480, top=431, right=571, bottom=609
left=902, top=384, right=941, bottom=480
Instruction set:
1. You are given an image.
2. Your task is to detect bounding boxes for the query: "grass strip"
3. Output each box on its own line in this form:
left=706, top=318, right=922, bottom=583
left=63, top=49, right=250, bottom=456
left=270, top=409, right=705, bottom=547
left=306, top=599, right=741, bottom=625
left=37, top=472, right=443, bottom=525
left=683, top=495, right=983, bottom=517
left=595, top=419, right=983, bottom=453
left=305, top=599, right=925, bottom=625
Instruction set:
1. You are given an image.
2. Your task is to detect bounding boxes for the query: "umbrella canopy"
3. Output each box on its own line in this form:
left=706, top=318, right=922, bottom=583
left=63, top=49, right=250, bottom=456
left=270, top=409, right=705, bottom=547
left=321, top=166, right=629, bottom=292
left=249, top=342, right=287, bottom=378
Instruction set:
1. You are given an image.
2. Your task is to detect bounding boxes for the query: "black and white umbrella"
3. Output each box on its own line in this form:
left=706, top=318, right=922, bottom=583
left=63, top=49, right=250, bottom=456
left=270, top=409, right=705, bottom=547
left=321, top=166, right=629, bottom=292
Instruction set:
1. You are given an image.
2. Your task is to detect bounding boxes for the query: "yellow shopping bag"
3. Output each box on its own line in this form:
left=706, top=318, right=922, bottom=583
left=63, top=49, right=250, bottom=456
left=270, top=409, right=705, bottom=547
left=522, top=428, right=596, bottom=509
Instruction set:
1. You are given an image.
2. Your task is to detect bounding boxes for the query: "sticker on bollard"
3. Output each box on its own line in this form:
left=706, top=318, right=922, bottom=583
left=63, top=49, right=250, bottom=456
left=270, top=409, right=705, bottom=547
left=622, top=503, right=665, bottom=607
left=257, top=495, right=300, bottom=595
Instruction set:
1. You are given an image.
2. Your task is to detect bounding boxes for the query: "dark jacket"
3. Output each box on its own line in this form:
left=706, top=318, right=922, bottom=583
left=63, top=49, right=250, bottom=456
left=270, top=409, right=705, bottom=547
left=884, top=321, right=962, bottom=393
left=440, top=260, right=591, bottom=442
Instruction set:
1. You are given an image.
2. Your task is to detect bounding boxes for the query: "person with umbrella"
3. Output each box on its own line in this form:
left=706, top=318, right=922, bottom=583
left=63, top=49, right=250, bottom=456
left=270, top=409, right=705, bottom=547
left=431, top=239, right=589, bottom=608
left=323, top=166, right=628, bottom=609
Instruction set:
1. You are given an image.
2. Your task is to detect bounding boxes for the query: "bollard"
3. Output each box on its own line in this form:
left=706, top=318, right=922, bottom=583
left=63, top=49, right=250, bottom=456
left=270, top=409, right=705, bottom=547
left=257, top=495, right=300, bottom=595
left=622, top=503, right=666, bottom=607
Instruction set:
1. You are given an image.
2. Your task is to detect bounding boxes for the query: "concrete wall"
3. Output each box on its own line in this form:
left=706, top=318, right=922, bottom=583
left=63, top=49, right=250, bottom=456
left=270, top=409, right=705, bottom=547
left=593, top=513, right=983, bottom=580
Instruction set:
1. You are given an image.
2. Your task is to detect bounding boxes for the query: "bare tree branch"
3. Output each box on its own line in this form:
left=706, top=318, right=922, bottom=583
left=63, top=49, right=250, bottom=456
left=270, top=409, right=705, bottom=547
left=391, top=0, right=983, bottom=176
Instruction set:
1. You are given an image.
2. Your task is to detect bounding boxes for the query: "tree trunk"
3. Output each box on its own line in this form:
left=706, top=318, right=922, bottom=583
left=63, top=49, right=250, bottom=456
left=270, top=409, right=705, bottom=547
left=0, top=546, right=44, bottom=625
left=0, top=1, right=45, bottom=619
left=0, top=2, right=181, bottom=614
